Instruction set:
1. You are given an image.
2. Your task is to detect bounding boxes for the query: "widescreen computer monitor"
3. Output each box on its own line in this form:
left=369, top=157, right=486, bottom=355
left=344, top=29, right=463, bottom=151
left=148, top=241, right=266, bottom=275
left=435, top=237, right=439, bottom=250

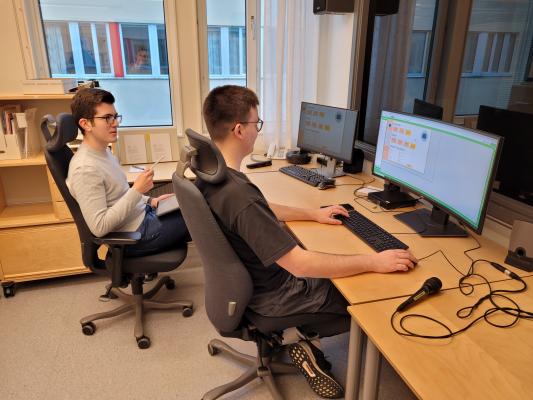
left=297, top=102, right=358, bottom=178
left=373, top=110, right=502, bottom=236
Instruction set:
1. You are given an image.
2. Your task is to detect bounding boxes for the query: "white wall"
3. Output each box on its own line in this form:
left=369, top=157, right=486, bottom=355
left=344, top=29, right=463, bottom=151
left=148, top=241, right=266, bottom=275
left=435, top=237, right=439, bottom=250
left=0, top=2, right=28, bottom=93
left=316, top=13, right=354, bottom=108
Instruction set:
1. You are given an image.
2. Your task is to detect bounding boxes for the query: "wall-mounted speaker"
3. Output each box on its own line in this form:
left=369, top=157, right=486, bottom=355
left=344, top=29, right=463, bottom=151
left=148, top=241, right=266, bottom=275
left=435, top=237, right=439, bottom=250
left=505, top=220, right=533, bottom=272
left=313, top=0, right=354, bottom=15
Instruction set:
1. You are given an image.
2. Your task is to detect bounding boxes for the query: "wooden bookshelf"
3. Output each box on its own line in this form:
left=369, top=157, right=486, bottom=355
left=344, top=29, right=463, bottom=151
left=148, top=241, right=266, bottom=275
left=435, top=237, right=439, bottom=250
left=0, top=95, right=84, bottom=288
left=0, top=153, right=46, bottom=167
left=0, top=202, right=59, bottom=229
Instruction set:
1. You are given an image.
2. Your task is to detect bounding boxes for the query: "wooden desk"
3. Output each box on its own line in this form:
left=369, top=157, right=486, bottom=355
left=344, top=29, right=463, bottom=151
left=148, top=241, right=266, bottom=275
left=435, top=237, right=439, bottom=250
left=249, top=170, right=531, bottom=301
left=348, top=276, right=533, bottom=400
left=248, top=169, right=531, bottom=399
left=122, top=161, right=179, bottom=183
left=122, top=156, right=292, bottom=183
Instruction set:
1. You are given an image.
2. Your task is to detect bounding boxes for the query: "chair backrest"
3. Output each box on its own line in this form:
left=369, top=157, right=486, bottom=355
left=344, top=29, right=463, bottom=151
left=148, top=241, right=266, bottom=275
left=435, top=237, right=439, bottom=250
left=172, top=129, right=253, bottom=333
left=41, top=113, right=103, bottom=271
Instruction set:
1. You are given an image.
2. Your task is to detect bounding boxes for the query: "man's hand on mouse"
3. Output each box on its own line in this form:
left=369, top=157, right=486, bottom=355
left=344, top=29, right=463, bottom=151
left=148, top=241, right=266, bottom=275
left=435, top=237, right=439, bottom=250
left=314, top=205, right=350, bottom=225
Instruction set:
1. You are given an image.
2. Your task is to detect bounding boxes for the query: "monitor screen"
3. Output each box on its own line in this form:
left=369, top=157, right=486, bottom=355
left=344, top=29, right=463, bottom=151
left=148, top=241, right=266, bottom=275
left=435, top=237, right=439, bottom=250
left=297, top=102, right=358, bottom=163
left=374, top=110, right=502, bottom=235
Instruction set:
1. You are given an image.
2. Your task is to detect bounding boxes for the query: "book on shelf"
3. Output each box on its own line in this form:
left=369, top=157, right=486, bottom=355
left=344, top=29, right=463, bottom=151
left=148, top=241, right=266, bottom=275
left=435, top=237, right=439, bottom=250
left=0, top=105, right=39, bottom=160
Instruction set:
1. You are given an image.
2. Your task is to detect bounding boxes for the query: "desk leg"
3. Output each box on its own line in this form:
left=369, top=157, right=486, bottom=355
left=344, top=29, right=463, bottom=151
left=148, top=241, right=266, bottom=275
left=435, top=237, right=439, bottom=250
left=345, top=318, right=364, bottom=400
left=361, top=339, right=381, bottom=400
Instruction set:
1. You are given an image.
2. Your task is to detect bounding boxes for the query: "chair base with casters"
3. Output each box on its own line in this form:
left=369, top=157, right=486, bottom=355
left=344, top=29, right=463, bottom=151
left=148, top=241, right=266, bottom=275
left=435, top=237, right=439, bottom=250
left=81, top=273, right=193, bottom=349
left=203, top=331, right=297, bottom=400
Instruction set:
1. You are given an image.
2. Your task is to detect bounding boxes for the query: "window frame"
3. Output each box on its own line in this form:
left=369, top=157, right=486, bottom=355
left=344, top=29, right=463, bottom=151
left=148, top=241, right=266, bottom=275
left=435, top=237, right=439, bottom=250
left=17, top=0, right=199, bottom=155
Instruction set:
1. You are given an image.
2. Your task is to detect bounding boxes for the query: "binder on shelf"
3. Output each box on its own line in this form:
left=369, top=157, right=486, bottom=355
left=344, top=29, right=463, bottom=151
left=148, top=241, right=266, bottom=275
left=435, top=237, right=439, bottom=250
left=0, top=106, right=38, bottom=160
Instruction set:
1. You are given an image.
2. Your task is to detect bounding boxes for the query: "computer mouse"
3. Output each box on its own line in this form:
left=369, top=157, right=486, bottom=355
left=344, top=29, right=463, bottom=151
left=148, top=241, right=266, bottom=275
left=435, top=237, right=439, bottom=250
left=317, top=179, right=336, bottom=190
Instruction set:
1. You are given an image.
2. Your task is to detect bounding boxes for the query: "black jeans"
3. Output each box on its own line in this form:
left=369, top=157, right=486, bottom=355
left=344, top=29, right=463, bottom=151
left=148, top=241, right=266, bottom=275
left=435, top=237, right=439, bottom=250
left=125, top=205, right=190, bottom=257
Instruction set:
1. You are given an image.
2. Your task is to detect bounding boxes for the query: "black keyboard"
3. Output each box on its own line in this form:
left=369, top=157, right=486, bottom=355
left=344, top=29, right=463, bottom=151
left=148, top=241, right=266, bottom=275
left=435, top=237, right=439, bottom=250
left=279, top=165, right=327, bottom=187
left=336, top=209, right=408, bottom=252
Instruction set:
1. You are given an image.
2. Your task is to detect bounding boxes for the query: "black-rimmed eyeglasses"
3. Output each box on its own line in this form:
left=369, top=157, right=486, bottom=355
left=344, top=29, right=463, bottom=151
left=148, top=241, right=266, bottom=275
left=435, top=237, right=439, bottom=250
left=233, top=118, right=263, bottom=132
left=93, top=114, right=122, bottom=125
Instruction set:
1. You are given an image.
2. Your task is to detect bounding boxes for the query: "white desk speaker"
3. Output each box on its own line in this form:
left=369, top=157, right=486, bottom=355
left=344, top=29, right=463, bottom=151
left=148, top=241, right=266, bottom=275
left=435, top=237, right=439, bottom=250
left=505, top=220, right=533, bottom=272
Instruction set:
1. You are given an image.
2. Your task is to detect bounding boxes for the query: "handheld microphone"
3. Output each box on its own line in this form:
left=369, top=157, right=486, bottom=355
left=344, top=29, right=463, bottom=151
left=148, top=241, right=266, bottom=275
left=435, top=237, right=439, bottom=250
left=397, top=277, right=442, bottom=312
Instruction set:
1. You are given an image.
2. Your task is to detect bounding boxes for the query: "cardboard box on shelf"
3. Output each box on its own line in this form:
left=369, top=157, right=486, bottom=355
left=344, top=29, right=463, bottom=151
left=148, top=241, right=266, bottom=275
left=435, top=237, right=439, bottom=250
left=22, top=79, right=77, bottom=95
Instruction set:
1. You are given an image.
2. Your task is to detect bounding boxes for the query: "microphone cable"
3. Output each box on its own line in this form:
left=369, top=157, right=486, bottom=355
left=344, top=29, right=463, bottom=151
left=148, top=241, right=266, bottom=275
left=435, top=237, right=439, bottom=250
left=390, top=260, right=532, bottom=340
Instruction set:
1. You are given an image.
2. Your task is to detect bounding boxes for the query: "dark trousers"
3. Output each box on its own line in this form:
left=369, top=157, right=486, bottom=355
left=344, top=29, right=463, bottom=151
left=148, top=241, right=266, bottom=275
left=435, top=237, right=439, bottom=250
left=299, top=284, right=351, bottom=338
left=125, top=206, right=190, bottom=257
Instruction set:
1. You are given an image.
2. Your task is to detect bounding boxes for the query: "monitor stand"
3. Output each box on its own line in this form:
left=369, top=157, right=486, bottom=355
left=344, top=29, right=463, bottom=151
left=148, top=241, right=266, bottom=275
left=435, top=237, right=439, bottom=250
left=311, top=156, right=345, bottom=179
left=368, top=182, right=418, bottom=210
left=394, top=206, right=468, bottom=237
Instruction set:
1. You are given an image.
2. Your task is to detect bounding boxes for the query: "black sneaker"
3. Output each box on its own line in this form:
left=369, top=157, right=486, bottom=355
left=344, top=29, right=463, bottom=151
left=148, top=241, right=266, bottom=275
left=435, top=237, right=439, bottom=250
left=288, top=340, right=344, bottom=399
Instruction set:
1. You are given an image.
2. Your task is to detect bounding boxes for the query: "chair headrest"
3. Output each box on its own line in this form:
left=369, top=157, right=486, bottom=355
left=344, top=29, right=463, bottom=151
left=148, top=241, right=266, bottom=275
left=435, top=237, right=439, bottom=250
left=182, top=129, right=228, bottom=184
left=44, top=113, right=78, bottom=152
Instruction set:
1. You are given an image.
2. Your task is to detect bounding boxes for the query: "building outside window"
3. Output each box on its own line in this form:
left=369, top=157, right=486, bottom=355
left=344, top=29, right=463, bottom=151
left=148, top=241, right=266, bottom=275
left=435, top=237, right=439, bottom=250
left=203, top=0, right=248, bottom=91
left=455, top=0, right=532, bottom=115
left=207, top=25, right=246, bottom=88
left=462, top=32, right=517, bottom=76
left=408, top=30, right=431, bottom=77
left=39, top=0, right=173, bottom=127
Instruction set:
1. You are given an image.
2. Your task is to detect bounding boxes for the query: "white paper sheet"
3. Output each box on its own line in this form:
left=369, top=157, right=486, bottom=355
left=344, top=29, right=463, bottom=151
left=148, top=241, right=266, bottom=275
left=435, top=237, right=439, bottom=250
left=149, top=133, right=172, bottom=162
left=123, top=135, right=147, bottom=164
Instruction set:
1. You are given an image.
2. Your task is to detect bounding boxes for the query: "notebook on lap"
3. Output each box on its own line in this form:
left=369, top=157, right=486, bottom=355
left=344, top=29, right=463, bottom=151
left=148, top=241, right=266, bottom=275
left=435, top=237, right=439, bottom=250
left=155, top=195, right=180, bottom=217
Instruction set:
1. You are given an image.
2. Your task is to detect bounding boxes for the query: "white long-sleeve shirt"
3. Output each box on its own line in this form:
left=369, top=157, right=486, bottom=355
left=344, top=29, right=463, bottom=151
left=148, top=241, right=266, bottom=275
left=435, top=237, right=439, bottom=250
left=66, top=142, right=147, bottom=237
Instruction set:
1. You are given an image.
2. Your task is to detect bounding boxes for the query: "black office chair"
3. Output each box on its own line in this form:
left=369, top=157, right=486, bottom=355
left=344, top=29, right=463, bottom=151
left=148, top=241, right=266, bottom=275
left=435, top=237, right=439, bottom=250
left=41, top=113, right=193, bottom=349
left=172, top=129, right=347, bottom=400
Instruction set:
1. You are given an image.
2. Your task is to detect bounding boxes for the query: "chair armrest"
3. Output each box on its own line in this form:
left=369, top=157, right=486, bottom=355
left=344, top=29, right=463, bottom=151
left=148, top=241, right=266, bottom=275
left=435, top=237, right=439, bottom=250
left=94, top=232, right=142, bottom=288
left=94, top=231, right=141, bottom=246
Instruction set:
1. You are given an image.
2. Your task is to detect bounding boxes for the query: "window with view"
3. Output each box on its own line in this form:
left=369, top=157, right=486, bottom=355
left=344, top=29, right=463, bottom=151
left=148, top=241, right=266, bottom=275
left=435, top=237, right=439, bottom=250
left=455, top=0, right=532, bottom=115
left=39, top=0, right=173, bottom=127
left=205, top=0, right=247, bottom=91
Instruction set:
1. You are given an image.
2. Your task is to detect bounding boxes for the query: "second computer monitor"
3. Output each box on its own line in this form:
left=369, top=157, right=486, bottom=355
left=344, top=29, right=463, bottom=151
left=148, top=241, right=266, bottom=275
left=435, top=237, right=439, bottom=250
left=297, top=102, right=358, bottom=176
left=374, top=110, right=502, bottom=236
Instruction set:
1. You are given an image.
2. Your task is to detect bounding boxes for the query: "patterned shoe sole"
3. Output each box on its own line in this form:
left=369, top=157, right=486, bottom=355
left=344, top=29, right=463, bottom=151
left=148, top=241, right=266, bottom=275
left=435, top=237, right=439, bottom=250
left=288, top=342, right=344, bottom=399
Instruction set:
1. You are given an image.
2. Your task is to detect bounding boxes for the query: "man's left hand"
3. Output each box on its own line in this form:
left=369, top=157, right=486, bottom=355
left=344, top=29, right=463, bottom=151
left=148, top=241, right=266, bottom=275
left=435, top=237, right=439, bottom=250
left=315, top=205, right=349, bottom=225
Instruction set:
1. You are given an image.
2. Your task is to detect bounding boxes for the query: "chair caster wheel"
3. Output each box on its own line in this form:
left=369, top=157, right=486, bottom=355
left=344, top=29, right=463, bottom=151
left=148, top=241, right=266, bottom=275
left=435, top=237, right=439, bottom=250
left=165, top=279, right=176, bottom=290
left=207, top=343, right=219, bottom=356
left=137, top=336, right=151, bottom=349
left=182, top=307, right=193, bottom=317
left=82, top=322, right=96, bottom=336
left=2, top=281, right=16, bottom=297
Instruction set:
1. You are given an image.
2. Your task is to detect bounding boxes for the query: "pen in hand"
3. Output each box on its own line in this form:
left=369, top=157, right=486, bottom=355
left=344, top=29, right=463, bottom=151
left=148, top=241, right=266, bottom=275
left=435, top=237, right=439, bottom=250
left=490, top=261, right=520, bottom=280
left=149, top=155, right=165, bottom=171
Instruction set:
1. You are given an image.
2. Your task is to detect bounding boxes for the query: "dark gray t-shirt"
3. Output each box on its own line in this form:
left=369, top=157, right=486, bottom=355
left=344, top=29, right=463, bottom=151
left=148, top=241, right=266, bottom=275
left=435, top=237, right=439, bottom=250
left=197, top=168, right=330, bottom=316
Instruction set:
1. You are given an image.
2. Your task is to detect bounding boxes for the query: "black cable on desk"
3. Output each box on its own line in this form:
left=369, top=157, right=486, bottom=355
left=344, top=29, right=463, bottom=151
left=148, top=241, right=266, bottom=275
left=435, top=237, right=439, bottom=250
left=390, top=260, right=532, bottom=340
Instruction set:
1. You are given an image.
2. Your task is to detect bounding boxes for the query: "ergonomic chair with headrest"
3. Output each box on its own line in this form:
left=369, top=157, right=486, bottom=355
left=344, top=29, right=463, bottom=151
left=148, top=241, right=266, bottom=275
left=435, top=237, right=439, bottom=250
left=172, top=129, right=347, bottom=399
left=41, top=113, right=193, bottom=349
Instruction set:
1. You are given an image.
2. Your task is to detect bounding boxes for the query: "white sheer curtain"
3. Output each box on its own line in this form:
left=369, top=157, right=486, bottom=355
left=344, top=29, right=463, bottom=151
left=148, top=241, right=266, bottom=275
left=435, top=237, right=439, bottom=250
left=260, top=0, right=319, bottom=150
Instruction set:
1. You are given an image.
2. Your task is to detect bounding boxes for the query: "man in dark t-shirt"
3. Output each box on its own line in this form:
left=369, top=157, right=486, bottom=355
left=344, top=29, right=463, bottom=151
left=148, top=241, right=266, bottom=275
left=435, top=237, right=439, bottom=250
left=200, top=85, right=418, bottom=399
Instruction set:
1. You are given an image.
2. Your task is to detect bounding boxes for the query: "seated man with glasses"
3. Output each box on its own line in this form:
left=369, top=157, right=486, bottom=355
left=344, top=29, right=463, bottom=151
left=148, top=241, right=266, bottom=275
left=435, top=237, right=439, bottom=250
left=199, top=85, right=417, bottom=398
left=66, top=88, right=190, bottom=256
